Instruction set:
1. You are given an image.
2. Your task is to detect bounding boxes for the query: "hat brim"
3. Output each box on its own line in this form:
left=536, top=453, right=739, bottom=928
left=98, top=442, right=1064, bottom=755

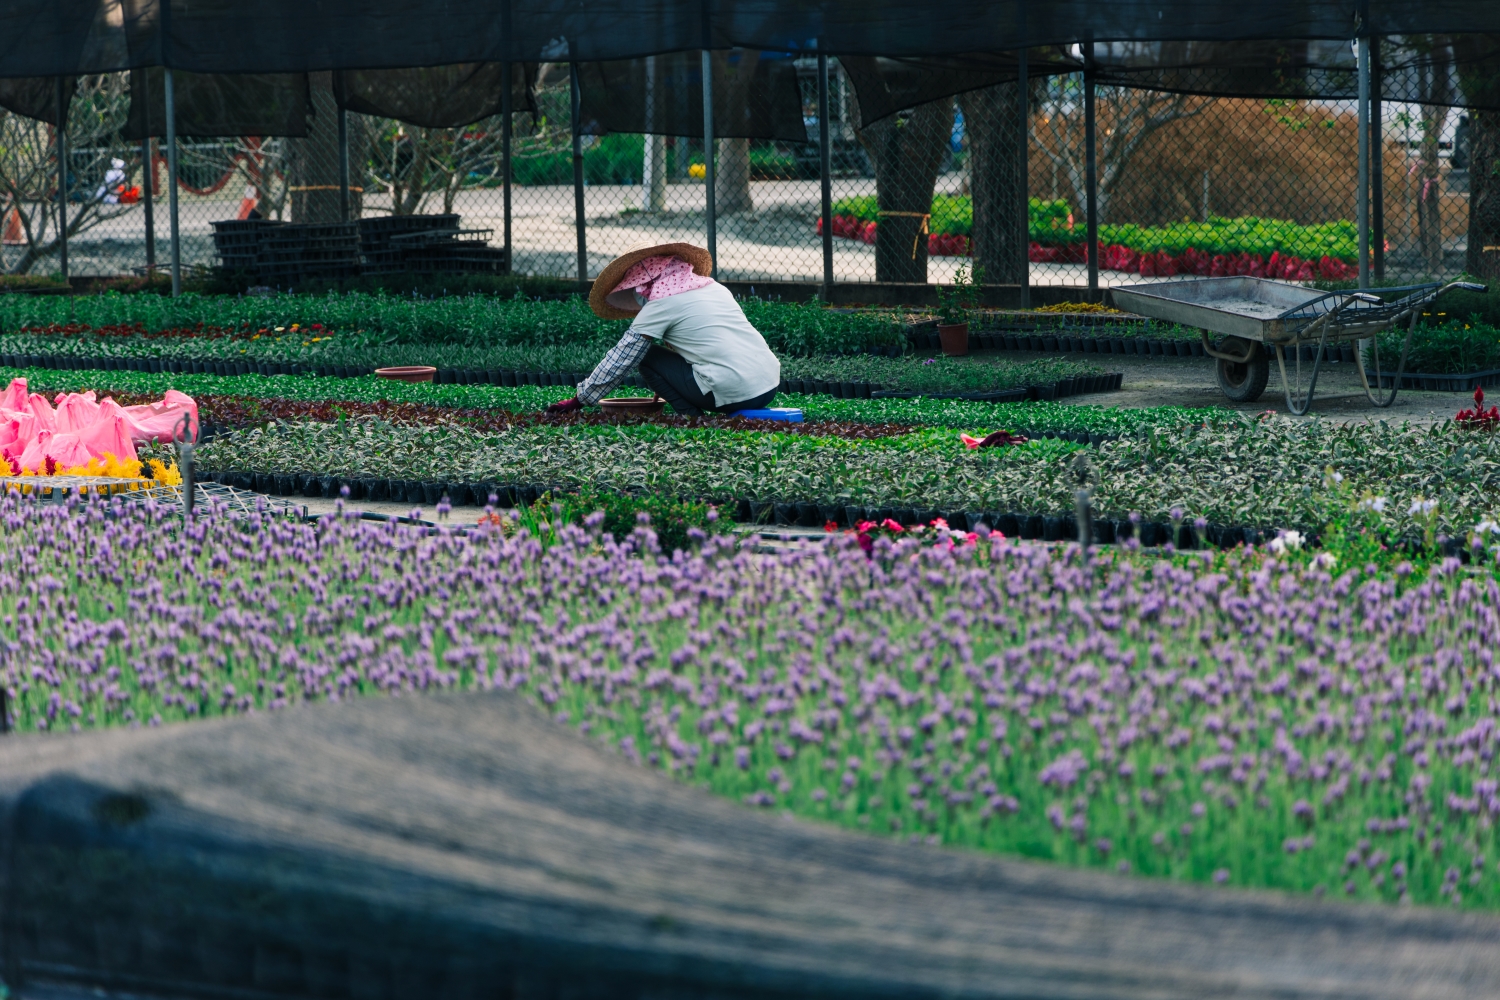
left=589, top=242, right=714, bottom=319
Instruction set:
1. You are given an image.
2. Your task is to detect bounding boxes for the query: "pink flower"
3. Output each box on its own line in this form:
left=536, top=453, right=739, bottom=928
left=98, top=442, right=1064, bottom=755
left=881, top=518, right=904, bottom=533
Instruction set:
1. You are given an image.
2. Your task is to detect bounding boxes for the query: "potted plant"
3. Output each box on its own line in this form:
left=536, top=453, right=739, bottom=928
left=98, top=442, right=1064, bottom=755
left=935, top=260, right=984, bottom=356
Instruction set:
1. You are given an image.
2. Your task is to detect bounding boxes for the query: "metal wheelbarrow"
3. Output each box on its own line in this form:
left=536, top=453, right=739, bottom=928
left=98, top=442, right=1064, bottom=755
left=1110, top=277, right=1487, bottom=414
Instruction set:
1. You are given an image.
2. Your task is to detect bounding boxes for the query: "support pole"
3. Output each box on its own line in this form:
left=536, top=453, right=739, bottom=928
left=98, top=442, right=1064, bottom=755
left=502, top=61, right=513, bottom=273
left=1371, top=40, right=1384, bottom=281
left=643, top=56, right=668, bottom=213
left=1083, top=42, right=1098, bottom=292
left=1017, top=46, right=1030, bottom=309
left=571, top=63, right=587, bottom=283
left=702, top=49, right=717, bottom=276
left=55, top=77, right=68, bottom=282
left=165, top=68, right=182, bottom=297
left=1357, top=35, right=1370, bottom=290
left=142, top=137, right=156, bottom=270
left=337, top=106, right=350, bottom=223
left=818, top=49, right=833, bottom=300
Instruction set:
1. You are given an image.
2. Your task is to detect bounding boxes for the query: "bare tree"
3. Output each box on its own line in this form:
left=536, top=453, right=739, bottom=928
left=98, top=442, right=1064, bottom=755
left=363, top=70, right=557, bottom=218
left=1033, top=80, right=1200, bottom=222
left=0, top=74, right=135, bottom=274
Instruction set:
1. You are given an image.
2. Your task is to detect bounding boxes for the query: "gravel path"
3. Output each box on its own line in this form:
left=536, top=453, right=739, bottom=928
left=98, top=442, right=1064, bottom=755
left=1009, top=349, right=1468, bottom=425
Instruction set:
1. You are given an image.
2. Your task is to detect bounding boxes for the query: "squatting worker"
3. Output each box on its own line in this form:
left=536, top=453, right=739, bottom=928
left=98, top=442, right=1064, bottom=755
left=544, top=241, right=781, bottom=416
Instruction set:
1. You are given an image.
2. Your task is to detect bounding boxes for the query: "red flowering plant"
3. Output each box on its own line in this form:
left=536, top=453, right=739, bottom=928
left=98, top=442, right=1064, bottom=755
left=827, top=515, right=991, bottom=557
left=1456, top=386, right=1500, bottom=429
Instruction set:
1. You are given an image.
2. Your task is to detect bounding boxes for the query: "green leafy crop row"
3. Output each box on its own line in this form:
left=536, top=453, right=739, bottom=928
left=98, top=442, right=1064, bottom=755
left=0, top=291, right=906, bottom=355
left=191, top=413, right=1500, bottom=537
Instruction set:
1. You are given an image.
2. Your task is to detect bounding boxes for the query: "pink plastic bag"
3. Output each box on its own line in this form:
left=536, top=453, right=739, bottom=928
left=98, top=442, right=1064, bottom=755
left=121, top=389, right=199, bottom=443
left=0, top=377, right=194, bottom=473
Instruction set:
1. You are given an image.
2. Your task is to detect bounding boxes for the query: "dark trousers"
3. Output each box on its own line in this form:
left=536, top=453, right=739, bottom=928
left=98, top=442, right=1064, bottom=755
left=638, top=345, right=776, bottom=416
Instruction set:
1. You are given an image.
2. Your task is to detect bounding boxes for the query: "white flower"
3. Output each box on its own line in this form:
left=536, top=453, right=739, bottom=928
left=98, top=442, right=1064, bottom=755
left=1475, top=519, right=1500, bottom=537
left=1313, top=552, right=1338, bottom=570
left=1356, top=496, right=1388, bottom=513
left=1268, top=529, right=1304, bottom=554
left=1409, top=498, right=1438, bottom=517
left=1326, top=470, right=1344, bottom=484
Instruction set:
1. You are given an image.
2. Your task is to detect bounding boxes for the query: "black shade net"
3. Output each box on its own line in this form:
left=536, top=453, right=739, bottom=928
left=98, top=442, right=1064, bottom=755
left=5, top=38, right=1500, bottom=136
left=0, top=76, right=74, bottom=125
left=575, top=50, right=807, bottom=141
left=8, top=2, right=1500, bottom=78
left=125, top=69, right=311, bottom=138
left=335, top=63, right=538, bottom=129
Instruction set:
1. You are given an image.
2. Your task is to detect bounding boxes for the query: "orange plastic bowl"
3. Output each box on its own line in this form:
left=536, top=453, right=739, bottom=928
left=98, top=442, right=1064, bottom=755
left=375, top=365, right=437, bottom=383
left=599, top=396, right=665, bottom=415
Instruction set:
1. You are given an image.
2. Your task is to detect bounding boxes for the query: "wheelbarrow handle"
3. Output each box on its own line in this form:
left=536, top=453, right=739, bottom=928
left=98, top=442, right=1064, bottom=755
left=1449, top=282, right=1488, bottom=293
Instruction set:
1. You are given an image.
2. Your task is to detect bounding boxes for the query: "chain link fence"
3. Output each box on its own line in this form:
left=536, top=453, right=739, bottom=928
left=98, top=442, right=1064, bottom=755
left=0, top=64, right=1479, bottom=290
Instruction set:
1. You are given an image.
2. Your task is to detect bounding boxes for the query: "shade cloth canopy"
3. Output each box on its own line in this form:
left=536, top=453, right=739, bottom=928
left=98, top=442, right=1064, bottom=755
left=3, top=2, right=1500, bottom=78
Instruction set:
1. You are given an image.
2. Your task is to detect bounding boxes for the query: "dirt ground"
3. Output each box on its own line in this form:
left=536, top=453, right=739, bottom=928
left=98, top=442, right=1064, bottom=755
left=1010, top=349, right=1468, bottom=425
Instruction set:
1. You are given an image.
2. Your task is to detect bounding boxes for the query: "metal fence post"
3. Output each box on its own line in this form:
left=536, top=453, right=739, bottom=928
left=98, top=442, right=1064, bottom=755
left=702, top=49, right=717, bottom=276
left=1370, top=40, right=1384, bottom=282
left=1357, top=35, right=1370, bottom=289
left=571, top=61, right=587, bottom=283
left=1083, top=42, right=1098, bottom=293
left=142, top=137, right=155, bottom=270
left=502, top=61, right=513, bottom=272
left=165, top=68, right=182, bottom=297
left=1017, top=46, right=1030, bottom=309
left=55, top=77, right=68, bottom=282
left=818, top=49, right=833, bottom=300
left=337, top=105, right=350, bottom=223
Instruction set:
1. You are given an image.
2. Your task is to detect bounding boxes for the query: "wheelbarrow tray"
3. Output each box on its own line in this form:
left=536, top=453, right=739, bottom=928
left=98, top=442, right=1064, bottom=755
left=1111, top=277, right=1384, bottom=345
left=1109, top=276, right=1480, bottom=415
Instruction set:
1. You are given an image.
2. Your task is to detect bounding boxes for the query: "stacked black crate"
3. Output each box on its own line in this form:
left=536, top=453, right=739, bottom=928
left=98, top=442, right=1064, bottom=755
left=358, top=215, right=509, bottom=275
left=358, top=215, right=460, bottom=274
left=210, top=219, right=283, bottom=278
left=260, top=223, right=361, bottom=285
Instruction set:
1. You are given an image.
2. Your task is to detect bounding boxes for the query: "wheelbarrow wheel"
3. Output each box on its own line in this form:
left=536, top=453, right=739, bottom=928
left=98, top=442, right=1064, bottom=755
left=1216, top=340, right=1269, bottom=402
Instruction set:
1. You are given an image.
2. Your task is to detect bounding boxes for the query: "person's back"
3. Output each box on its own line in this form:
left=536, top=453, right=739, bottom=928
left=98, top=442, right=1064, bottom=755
left=548, top=241, right=783, bottom=417
left=627, top=282, right=780, bottom=407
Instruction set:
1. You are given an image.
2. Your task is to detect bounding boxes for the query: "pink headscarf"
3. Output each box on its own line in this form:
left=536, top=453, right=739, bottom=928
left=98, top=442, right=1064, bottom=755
left=610, top=255, right=714, bottom=308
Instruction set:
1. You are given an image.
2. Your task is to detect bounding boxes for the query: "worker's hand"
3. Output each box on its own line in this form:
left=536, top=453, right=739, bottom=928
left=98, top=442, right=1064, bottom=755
left=545, top=396, right=584, bottom=415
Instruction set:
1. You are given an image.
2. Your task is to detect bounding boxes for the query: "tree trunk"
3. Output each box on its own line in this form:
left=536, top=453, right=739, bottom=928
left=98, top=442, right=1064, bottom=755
left=858, top=101, right=954, bottom=283
left=1456, top=35, right=1500, bottom=280
left=957, top=84, right=1027, bottom=285
left=713, top=51, right=760, bottom=216
left=1465, top=110, right=1500, bottom=279
left=1414, top=44, right=1452, bottom=276
left=290, top=72, right=343, bottom=223
left=717, top=137, right=754, bottom=214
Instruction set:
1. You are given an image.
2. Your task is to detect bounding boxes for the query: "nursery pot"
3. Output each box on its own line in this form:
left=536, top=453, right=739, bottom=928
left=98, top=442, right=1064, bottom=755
left=937, top=322, right=970, bottom=357
left=375, top=365, right=437, bottom=384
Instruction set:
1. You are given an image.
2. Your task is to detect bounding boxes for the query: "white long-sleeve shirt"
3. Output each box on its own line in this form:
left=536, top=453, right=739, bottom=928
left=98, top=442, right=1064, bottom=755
left=575, top=283, right=780, bottom=406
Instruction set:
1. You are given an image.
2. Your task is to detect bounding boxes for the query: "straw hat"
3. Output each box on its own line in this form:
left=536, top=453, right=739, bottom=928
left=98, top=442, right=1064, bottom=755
left=589, top=240, right=714, bottom=319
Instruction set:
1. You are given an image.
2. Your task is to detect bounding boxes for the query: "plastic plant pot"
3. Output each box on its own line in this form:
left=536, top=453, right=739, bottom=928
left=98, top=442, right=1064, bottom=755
left=375, top=366, right=437, bottom=383
left=937, top=322, right=969, bottom=357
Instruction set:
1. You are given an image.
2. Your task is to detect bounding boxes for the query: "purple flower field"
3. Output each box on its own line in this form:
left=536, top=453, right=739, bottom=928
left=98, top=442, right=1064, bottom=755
left=4, top=491, right=1500, bottom=908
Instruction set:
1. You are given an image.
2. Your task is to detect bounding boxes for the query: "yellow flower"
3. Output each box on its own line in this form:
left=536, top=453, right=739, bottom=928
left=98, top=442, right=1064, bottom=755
left=146, top=458, right=181, bottom=484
